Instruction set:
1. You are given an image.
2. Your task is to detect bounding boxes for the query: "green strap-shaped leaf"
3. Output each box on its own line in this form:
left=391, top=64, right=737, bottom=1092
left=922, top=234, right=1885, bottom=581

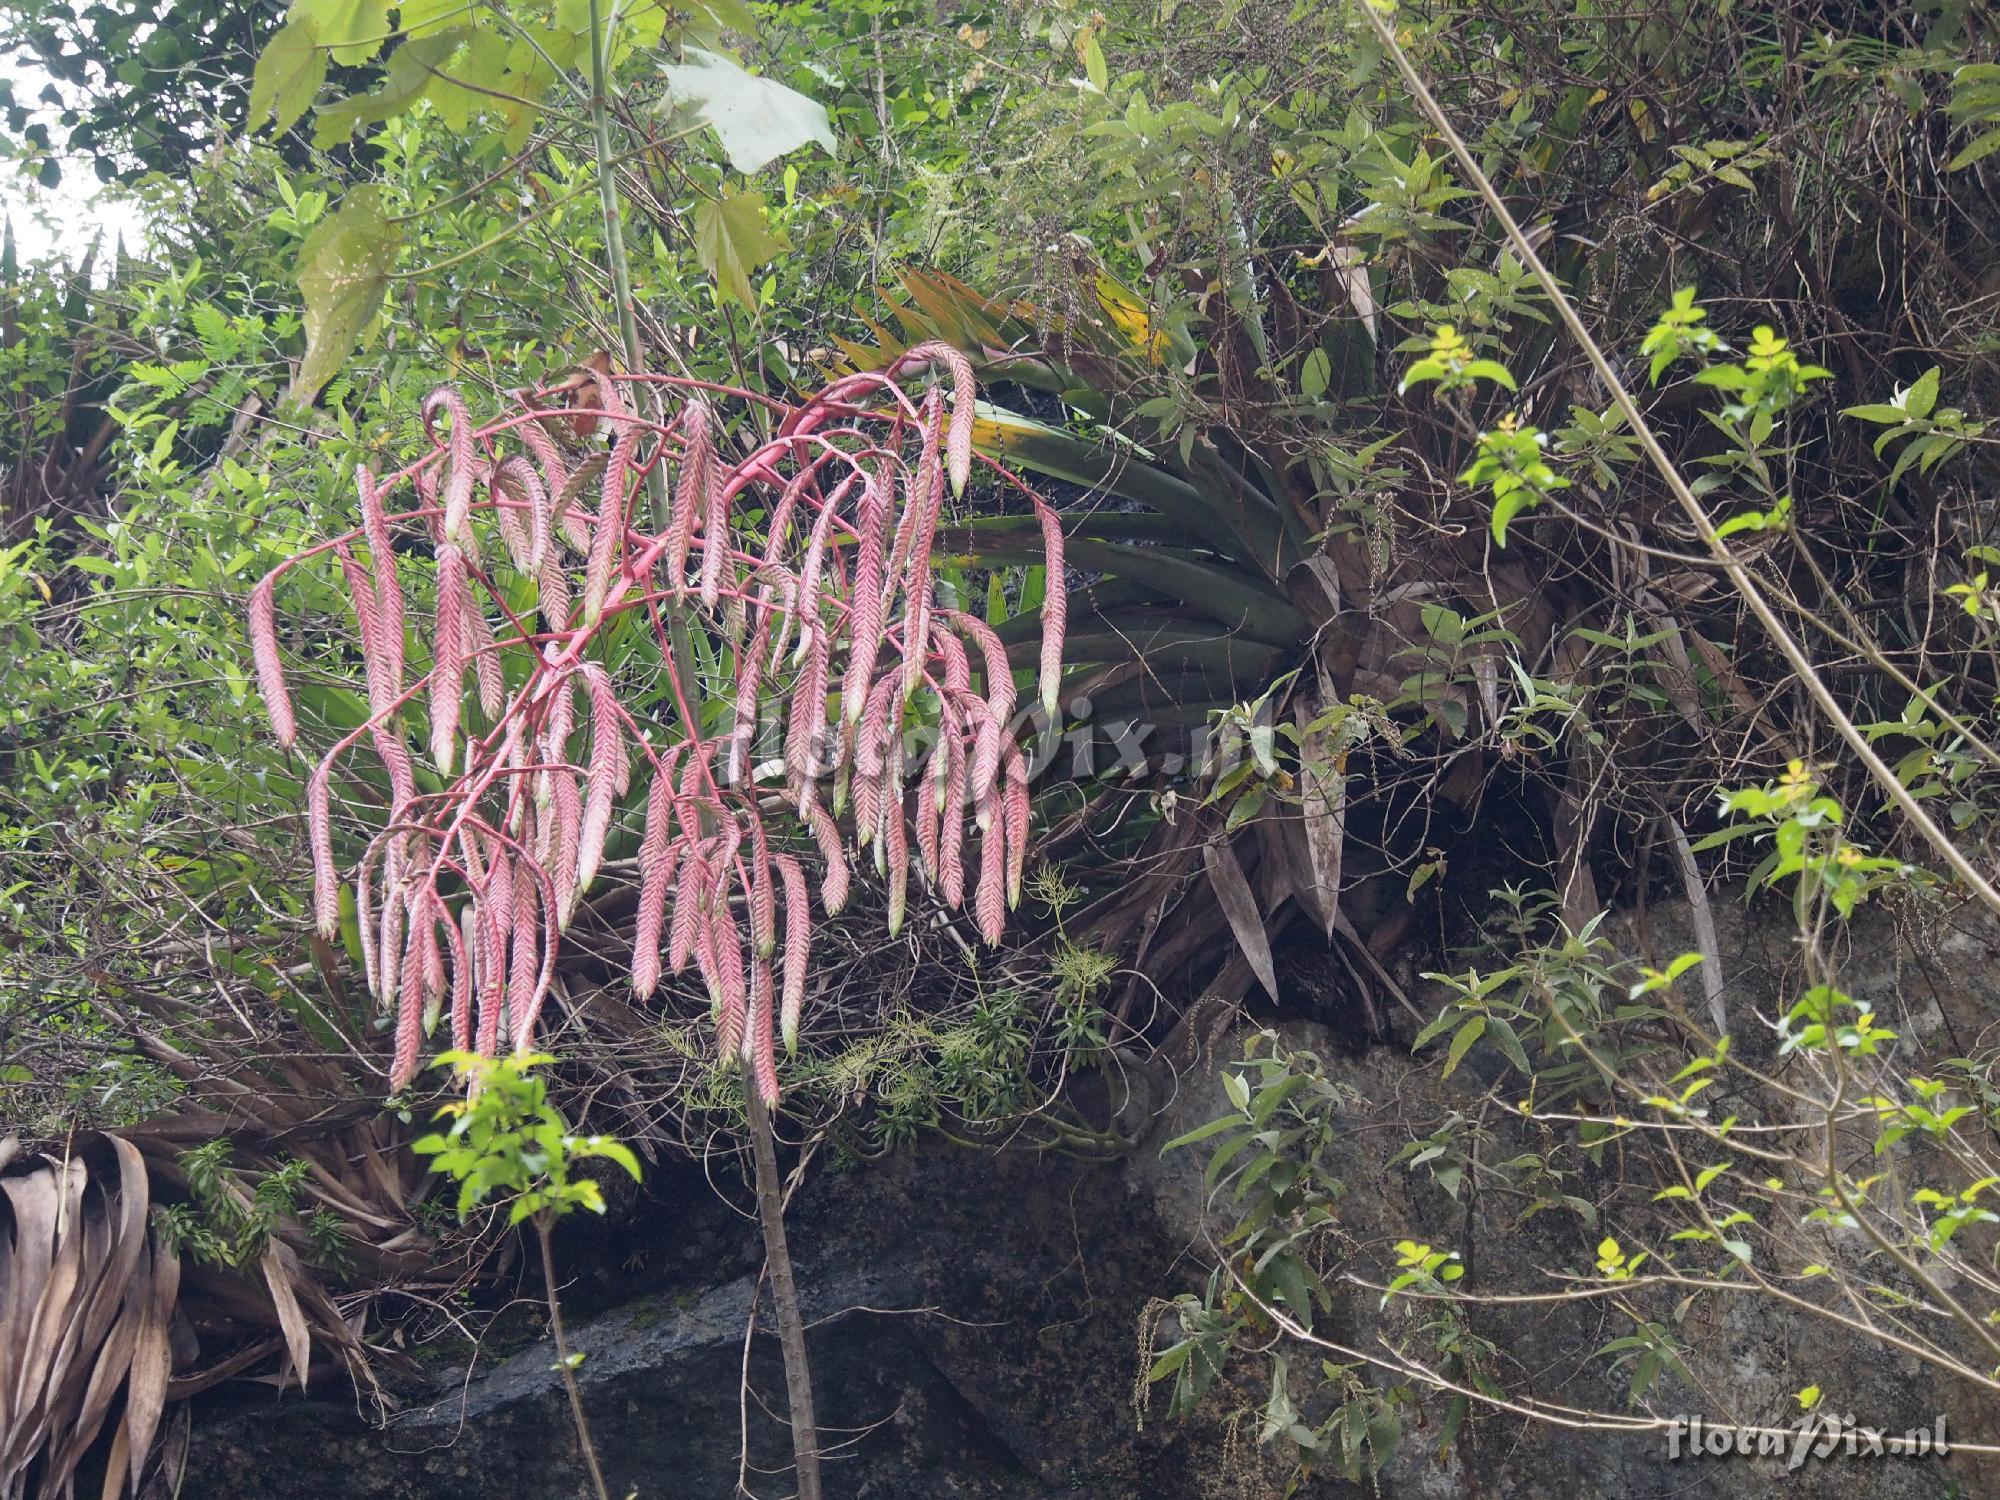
left=970, top=404, right=1253, bottom=557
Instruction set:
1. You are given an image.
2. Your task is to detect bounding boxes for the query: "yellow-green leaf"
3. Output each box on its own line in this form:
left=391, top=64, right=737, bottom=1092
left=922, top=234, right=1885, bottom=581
left=310, top=32, right=461, bottom=147
left=1442, top=1016, right=1485, bottom=1078
left=291, top=187, right=400, bottom=404
left=291, top=0, right=393, bottom=64
left=399, top=0, right=468, bottom=36
left=694, top=186, right=783, bottom=309
left=430, top=25, right=507, bottom=133
left=1082, top=28, right=1108, bottom=91
left=248, top=19, right=327, bottom=135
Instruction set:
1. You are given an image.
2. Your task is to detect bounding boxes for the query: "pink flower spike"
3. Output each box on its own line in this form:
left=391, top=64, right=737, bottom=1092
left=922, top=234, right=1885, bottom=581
left=249, top=572, right=296, bottom=750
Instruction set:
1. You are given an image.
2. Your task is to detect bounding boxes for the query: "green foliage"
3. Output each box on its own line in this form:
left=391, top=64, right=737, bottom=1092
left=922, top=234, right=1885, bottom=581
left=1145, top=1033, right=1416, bottom=1485
left=154, top=1144, right=311, bottom=1270
left=412, top=1052, right=642, bottom=1226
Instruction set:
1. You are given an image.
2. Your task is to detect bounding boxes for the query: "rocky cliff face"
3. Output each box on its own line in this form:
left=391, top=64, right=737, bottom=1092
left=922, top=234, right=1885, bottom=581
left=181, top=899, right=2000, bottom=1498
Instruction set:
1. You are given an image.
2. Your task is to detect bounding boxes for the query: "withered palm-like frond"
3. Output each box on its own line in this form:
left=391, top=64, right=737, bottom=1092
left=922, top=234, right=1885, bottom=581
left=0, top=1135, right=173, bottom=1500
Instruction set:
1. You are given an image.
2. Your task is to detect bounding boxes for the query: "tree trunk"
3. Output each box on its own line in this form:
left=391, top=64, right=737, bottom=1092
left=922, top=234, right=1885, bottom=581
left=536, top=1215, right=612, bottom=1500
left=745, top=1085, right=822, bottom=1500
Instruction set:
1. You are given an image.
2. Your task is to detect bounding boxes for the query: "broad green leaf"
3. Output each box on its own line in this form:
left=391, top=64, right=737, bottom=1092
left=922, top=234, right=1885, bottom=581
left=1904, top=365, right=1940, bottom=419
left=312, top=32, right=462, bottom=147
left=1484, top=1015, right=1532, bottom=1075
left=694, top=186, right=783, bottom=309
left=1490, top=487, right=1530, bottom=546
left=1442, top=1016, right=1486, bottom=1078
left=431, top=26, right=508, bottom=133
left=400, top=0, right=469, bottom=36
left=1949, top=129, right=2000, bottom=171
left=1222, top=1069, right=1251, bottom=1112
left=1299, top=347, right=1330, bottom=400
left=248, top=20, right=327, bottom=135
left=659, top=47, right=837, bottom=174
left=1158, top=1114, right=1244, bottom=1154
left=292, top=0, right=393, bottom=64
left=1081, top=28, right=1108, bottom=91
left=291, top=187, right=400, bottom=404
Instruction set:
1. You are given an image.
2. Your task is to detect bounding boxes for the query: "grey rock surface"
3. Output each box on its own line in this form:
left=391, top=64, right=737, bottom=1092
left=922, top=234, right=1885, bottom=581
left=181, top=899, right=2000, bottom=1497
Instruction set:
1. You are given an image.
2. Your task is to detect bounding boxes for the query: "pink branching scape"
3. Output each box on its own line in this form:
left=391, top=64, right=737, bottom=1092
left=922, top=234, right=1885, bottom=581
left=249, top=346, right=1065, bottom=1104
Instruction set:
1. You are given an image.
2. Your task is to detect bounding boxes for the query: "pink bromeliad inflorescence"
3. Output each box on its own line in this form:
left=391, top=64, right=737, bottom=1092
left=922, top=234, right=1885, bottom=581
left=249, top=345, right=1064, bottom=1105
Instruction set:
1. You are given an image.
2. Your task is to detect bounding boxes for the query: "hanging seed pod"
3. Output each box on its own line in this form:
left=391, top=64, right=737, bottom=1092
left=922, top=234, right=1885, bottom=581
left=391, top=930, right=426, bottom=1090
left=488, top=834, right=515, bottom=931
left=1035, top=500, right=1066, bottom=722
left=475, top=895, right=505, bottom=1057
left=448, top=903, right=475, bottom=1053
left=249, top=572, right=296, bottom=750
left=748, top=818, right=777, bottom=958
left=885, top=775, right=910, bottom=937
left=786, top=473, right=848, bottom=670
left=551, top=767, right=583, bottom=930
left=975, top=814, right=1006, bottom=946
left=728, top=612, right=770, bottom=786
left=748, top=956, right=779, bottom=1106
left=786, top=620, right=830, bottom=808
left=843, top=472, right=888, bottom=724
left=583, top=428, right=637, bottom=627
left=943, top=349, right=976, bottom=498
left=900, top=392, right=946, bottom=703
left=576, top=665, right=627, bottom=895
left=632, top=762, right=680, bottom=997
left=352, top=468, right=408, bottom=725
left=513, top=403, right=573, bottom=513
left=412, top=885, right=445, bottom=1002
left=853, top=672, right=900, bottom=845
left=916, top=717, right=944, bottom=888
left=905, top=341, right=977, bottom=497
left=537, top=545, right=572, bottom=632
left=669, top=398, right=711, bottom=591
left=511, top=867, right=556, bottom=1053
left=698, top=460, right=730, bottom=612
left=378, top=841, right=405, bottom=1021
left=414, top=466, right=443, bottom=544
left=940, top=716, right=968, bottom=909
left=669, top=839, right=707, bottom=976
left=431, top=543, right=470, bottom=772
left=758, top=459, right=814, bottom=576
left=1003, top=740, right=1030, bottom=909
left=774, top=852, right=810, bottom=1053
left=356, top=838, right=380, bottom=997
left=464, top=589, right=505, bottom=719
left=552, top=452, right=603, bottom=555
left=807, top=800, right=849, bottom=915
left=423, top=387, right=478, bottom=546
left=949, top=613, right=1013, bottom=821
left=307, top=759, right=338, bottom=938
left=336, top=548, right=386, bottom=711
left=713, top=887, right=747, bottom=1061
left=936, top=626, right=971, bottom=697
left=490, top=456, right=540, bottom=571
